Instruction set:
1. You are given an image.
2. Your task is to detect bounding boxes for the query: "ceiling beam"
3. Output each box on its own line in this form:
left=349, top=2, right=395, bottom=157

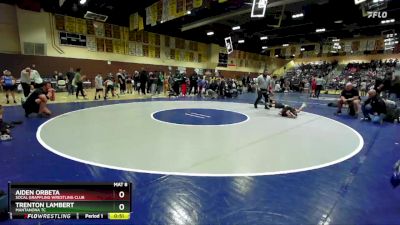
left=181, top=0, right=307, bottom=32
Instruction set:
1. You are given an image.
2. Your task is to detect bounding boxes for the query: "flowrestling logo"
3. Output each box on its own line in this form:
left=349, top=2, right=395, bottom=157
left=367, top=11, right=388, bottom=18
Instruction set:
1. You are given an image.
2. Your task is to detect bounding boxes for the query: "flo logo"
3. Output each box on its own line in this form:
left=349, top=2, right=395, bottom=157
left=367, top=11, right=388, bottom=18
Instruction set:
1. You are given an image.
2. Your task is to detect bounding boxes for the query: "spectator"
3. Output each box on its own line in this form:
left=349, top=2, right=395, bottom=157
left=361, top=89, right=386, bottom=124
left=94, top=73, right=104, bottom=100
left=65, top=67, right=75, bottom=95
left=189, top=71, right=198, bottom=95
left=315, top=76, right=325, bottom=98
left=157, top=71, right=164, bottom=95
left=336, top=83, right=361, bottom=117
left=139, top=68, right=148, bottom=95
left=1, top=70, right=17, bottom=104
left=117, top=69, right=126, bottom=95
left=126, top=73, right=133, bottom=94
left=74, top=68, right=86, bottom=99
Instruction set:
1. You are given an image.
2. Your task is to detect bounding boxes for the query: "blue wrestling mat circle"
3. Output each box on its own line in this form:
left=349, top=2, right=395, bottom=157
left=151, top=108, right=249, bottom=126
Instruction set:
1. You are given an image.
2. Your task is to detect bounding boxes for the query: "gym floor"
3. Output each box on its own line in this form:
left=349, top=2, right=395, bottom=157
left=1, top=92, right=400, bottom=225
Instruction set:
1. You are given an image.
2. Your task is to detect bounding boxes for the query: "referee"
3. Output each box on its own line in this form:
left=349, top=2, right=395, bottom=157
left=254, top=71, right=272, bottom=109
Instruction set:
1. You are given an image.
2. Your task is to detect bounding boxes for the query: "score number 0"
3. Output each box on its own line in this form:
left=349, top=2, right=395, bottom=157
left=118, top=191, right=125, bottom=211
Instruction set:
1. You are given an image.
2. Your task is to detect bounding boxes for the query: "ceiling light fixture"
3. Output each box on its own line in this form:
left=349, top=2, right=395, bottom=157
left=282, top=44, right=289, bottom=47
left=238, top=39, right=245, bottom=43
left=292, top=13, right=304, bottom=19
left=262, top=46, right=268, bottom=49
left=186, top=10, right=191, bottom=15
left=232, top=26, right=241, bottom=31
left=79, top=0, right=86, bottom=4
left=334, top=20, right=343, bottom=24
left=207, top=31, right=214, bottom=36
left=316, top=28, right=326, bottom=33
left=300, top=48, right=305, bottom=51
left=260, top=36, right=268, bottom=40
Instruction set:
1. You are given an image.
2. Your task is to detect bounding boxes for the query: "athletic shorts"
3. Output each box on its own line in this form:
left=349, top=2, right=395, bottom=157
left=23, top=99, right=40, bottom=115
left=2, top=85, right=16, bottom=91
left=95, top=88, right=103, bottom=92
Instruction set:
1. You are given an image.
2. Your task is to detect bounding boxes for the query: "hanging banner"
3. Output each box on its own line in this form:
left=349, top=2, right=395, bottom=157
left=86, top=20, right=95, bottom=35
left=155, top=34, right=161, bottom=46
left=157, top=1, right=163, bottom=22
left=186, top=0, right=193, bottom=11
left=148, top=33, right=156, bottom=45
left=86, top=36, right=97, bottom=52
left=180, top=51, right=186, bottom=61
left=367, top=39, right=375, bottom=51
left=136, top=43, right=143, bottom=56
left=175, top=50, right=180, bottom=61
left=169, top=0, right=177, bottom=20
left=143, top=31, right=149, bottom=44
left=93, top=21, right=104, bottom=37
left=344, top=41, right=352, bottom=52
left=176, top=0, right=186, bottom=17
left=143, top=45, right=149, bottom=57
left=193, top=0, right=203, bottom=8
left=105, top=39, right=113, bottom=52
left=162, top=0, right=169, bottom=22
left=149, top=45, right=156, bottom=58
left=75, top=18, right=86, bottom=34
left=170, top=37, right=175, bottom=49
left=128, top=42, right=136, bottom=55
left=123, top=27, right=129, bottom=41
left=113, top=40, right=124, bottom=54
left=55, top=15, right=65, bottom=31
left=151, top=3, right=158, bottom=26
left=185, top=52, right=190, bottom=62
left=375, top=39, right=384, bottom=50
left=146, top=7, right=151, bottom=25
left=136, top=31, right=143, bottom=43
left=193, top=52, right=198, bottom=62
left=155, top=47, right=161, bottom=58
left=360, top=40, right=368, bottom=51
left=96, top=38, right=104, bottom=52
left=129, top=14, right=135, bottom=31
left=352, top=41, right=360, bottom=52
left=138, top=15, right=144, bottom=31
left=170, top=49, right=175, bottom=60
left=65, top=16, right=76, bottom=33
left=104, top=24, right=112, bottom=38
left=112, top=25, right=121, bottom=39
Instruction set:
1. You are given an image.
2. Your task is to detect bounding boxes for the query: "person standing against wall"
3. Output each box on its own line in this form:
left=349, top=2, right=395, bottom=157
left=94, top=73, right=104, bottom=100
left=126, top=73, right=133, bottom=94
left=139, top=68, right=148, bottom=95
left=74, top=68, right=86, bottom=99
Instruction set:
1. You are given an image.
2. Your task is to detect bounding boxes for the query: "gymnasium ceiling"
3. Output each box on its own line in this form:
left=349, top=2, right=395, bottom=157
left=3, top=0, right=400, bottom=54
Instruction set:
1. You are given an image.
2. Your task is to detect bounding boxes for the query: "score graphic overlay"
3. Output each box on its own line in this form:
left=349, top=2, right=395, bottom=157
left=8, top=183, right=132, bottom=220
